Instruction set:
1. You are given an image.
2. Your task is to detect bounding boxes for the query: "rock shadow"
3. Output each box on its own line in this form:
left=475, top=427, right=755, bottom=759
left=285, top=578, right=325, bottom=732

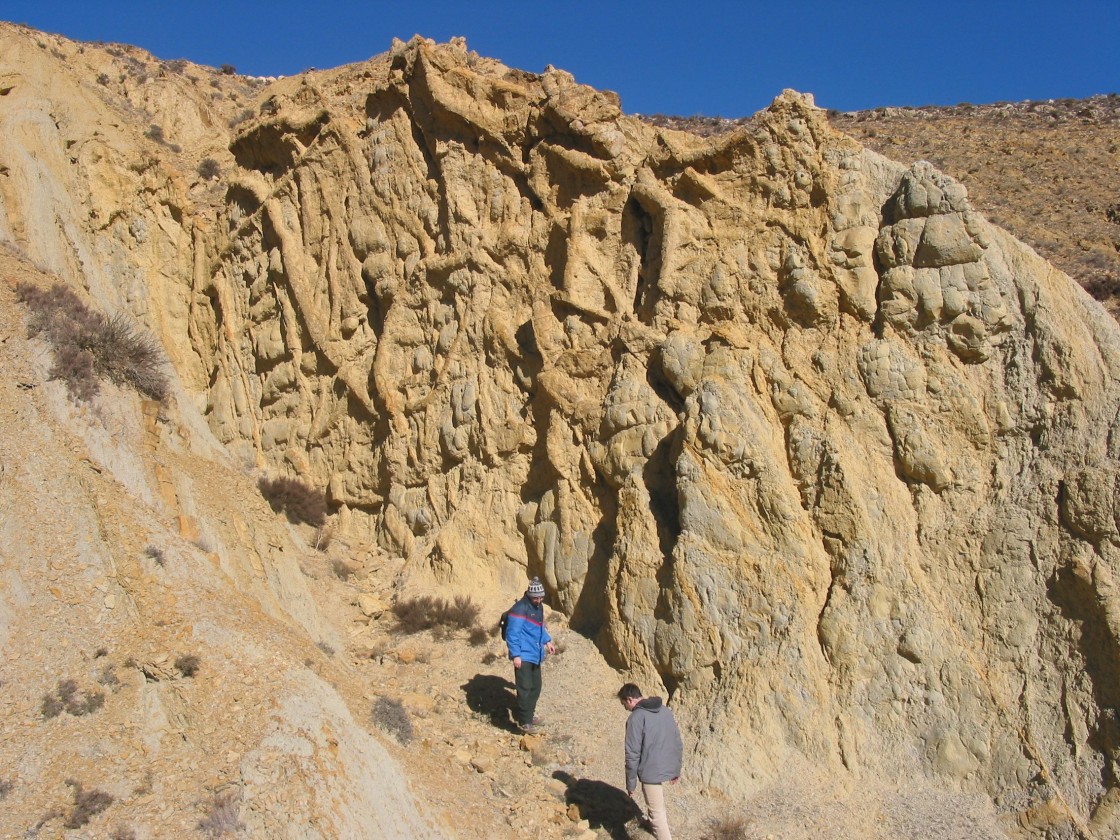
left=553, top=770, right=644, bottom=840
left=461, top=673, right=518, bottom=733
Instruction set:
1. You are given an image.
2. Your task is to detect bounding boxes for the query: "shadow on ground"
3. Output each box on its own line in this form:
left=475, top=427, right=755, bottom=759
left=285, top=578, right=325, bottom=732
left=554, top=770, right=644, bottom=840
left=461, top=673, right=519, bottom=733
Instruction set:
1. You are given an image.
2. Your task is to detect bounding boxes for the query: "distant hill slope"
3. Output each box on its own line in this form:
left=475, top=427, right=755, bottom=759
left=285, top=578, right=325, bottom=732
left=640, top=95, right=1120, bottom=318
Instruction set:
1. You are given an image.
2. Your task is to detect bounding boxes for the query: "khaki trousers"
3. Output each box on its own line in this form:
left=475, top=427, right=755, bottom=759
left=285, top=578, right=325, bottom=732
left=641, top=782, right=672, bottom=840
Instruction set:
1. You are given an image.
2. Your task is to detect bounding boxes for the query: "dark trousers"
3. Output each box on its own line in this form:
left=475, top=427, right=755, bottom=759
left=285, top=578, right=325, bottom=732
left=514, top=662, right=542, bottom=725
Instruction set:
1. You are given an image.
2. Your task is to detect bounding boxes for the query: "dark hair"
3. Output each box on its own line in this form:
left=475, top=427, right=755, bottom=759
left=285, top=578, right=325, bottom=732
left=617, top=683, right=642, bottom=701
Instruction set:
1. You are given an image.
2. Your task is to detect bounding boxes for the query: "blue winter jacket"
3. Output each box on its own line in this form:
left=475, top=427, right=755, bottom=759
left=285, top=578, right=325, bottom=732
left=505, top=595, right=552, bottom=664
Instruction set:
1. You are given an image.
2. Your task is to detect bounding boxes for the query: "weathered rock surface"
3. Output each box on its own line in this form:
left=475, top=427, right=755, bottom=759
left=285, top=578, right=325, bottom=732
left=4, top=22, right=1120, bottom=838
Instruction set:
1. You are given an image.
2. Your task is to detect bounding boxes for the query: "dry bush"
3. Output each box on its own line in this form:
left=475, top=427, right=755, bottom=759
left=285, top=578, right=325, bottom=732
left=331, top=558, right=355, bottom=580
left=0, top=777, right=11, bottom=800
left=314, top=525, right=334, bottom=552
left=16, top=282, right=168, bottom=402
left=64, top=780, right=113, bottom=829
left=175, top=654, right=201, bottom=677
left=111, top=825, right=137, bottom=840
left=371, top=696, right=414, bottom=745
left=199, top=789, right=244, bottom=837
left=144, top=545, right=166, bottom=566
left=198, top=157, right=221, bottom=179
left=257, top=475, right=328, bottom=527
left=701, top=815, right=749, bottom=840
left=41, top=679, right=105, bottom=718
left=468, top=626, right=490, bottom=646
left=391, top=595, right=481, bottom=635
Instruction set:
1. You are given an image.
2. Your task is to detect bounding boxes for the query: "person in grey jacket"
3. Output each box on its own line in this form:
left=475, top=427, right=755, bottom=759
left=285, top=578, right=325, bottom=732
left=618, top=683, right=683, bottom=840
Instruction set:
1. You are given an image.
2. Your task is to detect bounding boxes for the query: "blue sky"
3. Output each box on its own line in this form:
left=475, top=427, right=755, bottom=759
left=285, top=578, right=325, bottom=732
left=3, top=1, right=1117, bottom=116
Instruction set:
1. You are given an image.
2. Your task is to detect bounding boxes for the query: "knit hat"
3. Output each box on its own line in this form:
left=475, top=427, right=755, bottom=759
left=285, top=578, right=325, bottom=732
left=527, top=577, right=545, bottom=598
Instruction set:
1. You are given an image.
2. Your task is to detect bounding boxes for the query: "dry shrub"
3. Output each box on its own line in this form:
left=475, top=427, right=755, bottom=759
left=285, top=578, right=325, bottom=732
left=64, top=780, right=113, bottom=829
left=175, top=654, right=201, bottom=677
left=0, top=777, right=11, bottom=801
left=468, top=626, right=490, bottom=646
left=199, top=789, right=244, bottom=837
left=16, top=282, right=168, bottom=402
left=257, top=475, right=328, bottom=527
left=391, top=595, right=480, bottom=635
left=701, top=815, right=749, bottom=840
left=42, top=679, right=105, bottom=718
left=371, top=696, right=414, bottom=745
left=198, top=158, right=221, bottom=179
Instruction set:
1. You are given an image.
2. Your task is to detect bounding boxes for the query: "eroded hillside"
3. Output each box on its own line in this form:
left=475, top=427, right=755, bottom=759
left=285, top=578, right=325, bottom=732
left=4, top=22, right=1120, bottom=839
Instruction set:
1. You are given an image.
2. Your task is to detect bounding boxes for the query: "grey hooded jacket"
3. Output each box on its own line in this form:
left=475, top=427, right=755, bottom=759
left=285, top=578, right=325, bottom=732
left=624, top=697, right=683, bottom=792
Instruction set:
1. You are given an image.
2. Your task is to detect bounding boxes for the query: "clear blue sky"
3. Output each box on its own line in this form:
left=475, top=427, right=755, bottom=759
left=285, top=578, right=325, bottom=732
left=3, top=1, right=1117, bottom=116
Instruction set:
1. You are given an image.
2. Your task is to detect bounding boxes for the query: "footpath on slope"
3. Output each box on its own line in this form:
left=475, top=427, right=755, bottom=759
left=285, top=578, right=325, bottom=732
left=313, top=569, right=1017, bottom=840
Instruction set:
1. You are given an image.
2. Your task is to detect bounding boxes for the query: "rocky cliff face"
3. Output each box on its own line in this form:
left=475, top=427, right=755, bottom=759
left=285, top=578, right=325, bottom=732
left=4, top=24, right=1120, bottom=837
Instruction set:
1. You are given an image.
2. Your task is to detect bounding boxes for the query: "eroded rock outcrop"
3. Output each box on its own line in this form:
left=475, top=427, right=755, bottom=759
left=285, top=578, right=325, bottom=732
left=5, top=25, right=1120, bottom=837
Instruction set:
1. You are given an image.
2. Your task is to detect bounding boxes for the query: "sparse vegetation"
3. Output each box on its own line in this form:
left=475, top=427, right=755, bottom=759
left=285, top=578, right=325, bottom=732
left=111, top=825, right=137, bottom=840
left=15, top=282, right=169, bottom=403
left=314, top=525, right=334, bottom=552
left=198, top=157, right=222, bottom=180
left=96, top=72, right=110, bottom=86
left=0, top=777, right=11, bottom=801
left=145, top=544, right=166, bottom=566
left=700, top=815, right=749, bottom=840
left=145, top=124, right=165, bottom=143
left=468, top=625, right=490, bottom=646
left=391, top=595, right=481, bottom=635
left=98, top=664, right=120, bottom=689
left=219, top=64, right=237, bottom=76
left=331, top=558, right=355, bottom=580
left=64, top=780, right=113, bottom=829
left=174, top=654, right=201, bottom=678
left=371, top=696, right=414, bottom=745
left=229, top=108, right=254, bottom=128
left=199, top=789, right=244, bottom=837
left=41, top=679, right=106, bottom=718
left=258, top=475, right=328, bottom=527
left=316, top=641, right=335, bottom=656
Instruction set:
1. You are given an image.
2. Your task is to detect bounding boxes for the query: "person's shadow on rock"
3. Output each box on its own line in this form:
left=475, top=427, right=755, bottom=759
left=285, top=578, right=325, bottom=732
left=461, top=673, right=519, bottom=732
left=553, top=770, right=644, bottom=840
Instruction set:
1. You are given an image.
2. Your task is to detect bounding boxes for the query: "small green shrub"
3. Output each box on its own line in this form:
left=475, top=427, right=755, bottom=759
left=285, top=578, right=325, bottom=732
left=258, top=475, right=328, bottom=527
left=64, top=780, right=113, bottom=829
left=371, top=696, right=413, bottom=745
left=15, top=282, right=169, bottom=403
